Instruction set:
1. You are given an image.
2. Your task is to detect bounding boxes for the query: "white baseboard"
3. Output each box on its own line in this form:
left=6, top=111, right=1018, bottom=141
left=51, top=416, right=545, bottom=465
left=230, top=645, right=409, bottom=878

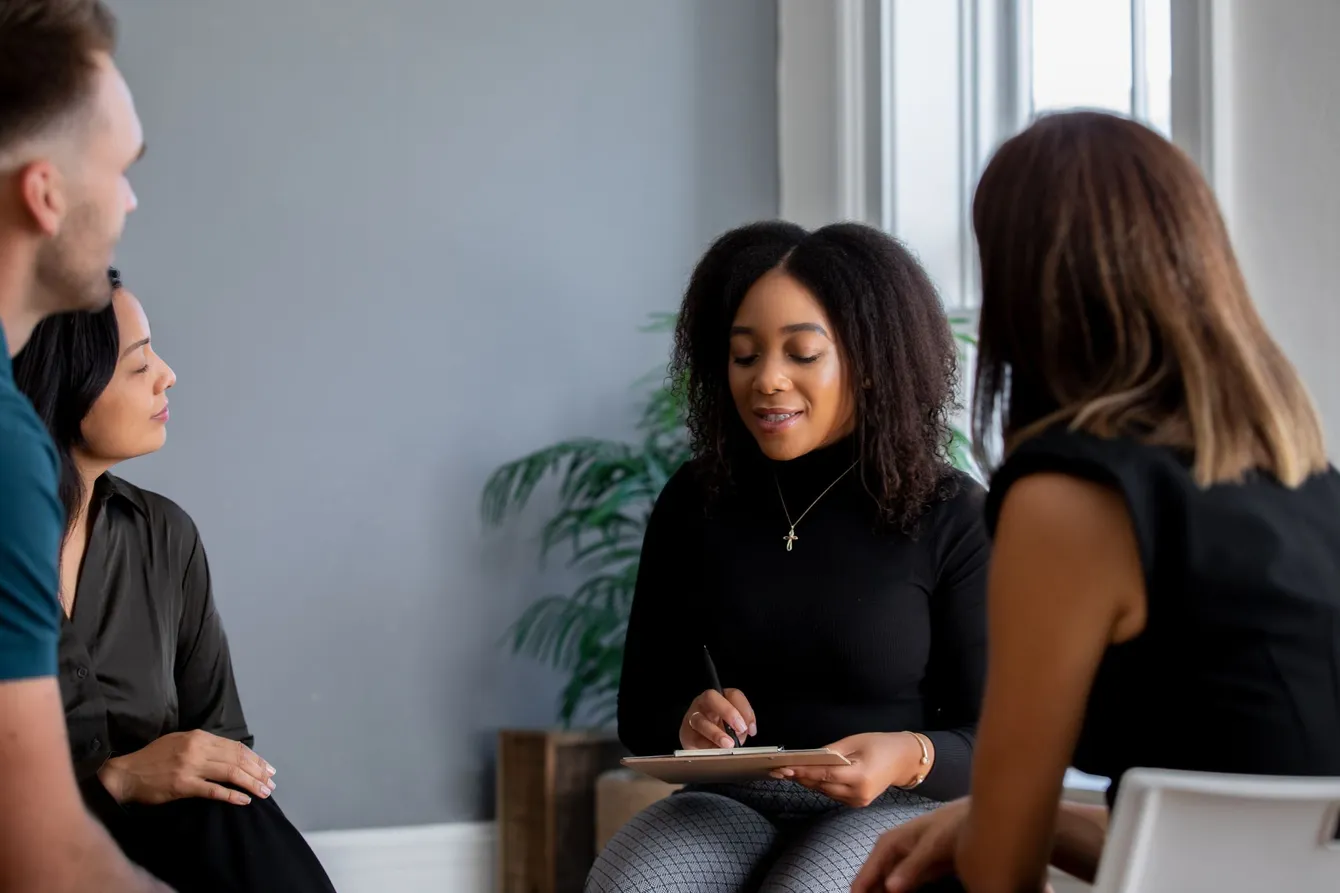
left=304, top=821, right=494, bottom=893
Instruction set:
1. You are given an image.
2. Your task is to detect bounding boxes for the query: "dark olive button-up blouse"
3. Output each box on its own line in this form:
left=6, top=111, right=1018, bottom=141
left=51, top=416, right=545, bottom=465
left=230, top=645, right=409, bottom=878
left=59, top=474, right=250, bottom=801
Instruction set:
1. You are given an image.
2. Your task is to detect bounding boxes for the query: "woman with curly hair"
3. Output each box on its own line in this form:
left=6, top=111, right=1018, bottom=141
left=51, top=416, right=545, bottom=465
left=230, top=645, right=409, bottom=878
left=586, top=222, right=990, bottom=893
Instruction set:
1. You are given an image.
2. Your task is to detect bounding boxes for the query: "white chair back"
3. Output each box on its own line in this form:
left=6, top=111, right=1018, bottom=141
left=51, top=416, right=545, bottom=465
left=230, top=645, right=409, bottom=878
left=1093, top=768, right=1340, bottom=893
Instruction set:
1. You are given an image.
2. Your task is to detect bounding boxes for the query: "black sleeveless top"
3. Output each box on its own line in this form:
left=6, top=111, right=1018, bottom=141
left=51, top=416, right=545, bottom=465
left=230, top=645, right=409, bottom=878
left=985, top=430, right=1340, bottom=806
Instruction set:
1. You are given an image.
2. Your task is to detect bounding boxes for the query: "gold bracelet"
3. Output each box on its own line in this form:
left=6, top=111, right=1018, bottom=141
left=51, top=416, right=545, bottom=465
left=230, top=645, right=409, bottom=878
left=897, top=731, right=932, bottom=790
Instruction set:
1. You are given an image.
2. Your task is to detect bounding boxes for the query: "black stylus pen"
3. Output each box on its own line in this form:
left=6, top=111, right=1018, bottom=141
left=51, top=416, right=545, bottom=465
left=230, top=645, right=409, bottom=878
left=702, top=644, right=742, bottom=748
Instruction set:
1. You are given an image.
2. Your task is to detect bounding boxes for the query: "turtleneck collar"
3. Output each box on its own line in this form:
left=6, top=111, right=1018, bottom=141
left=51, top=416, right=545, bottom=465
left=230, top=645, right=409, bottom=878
left=773, top=434, right=858, bottom=476
left=734, top=434, right=862, bottom=500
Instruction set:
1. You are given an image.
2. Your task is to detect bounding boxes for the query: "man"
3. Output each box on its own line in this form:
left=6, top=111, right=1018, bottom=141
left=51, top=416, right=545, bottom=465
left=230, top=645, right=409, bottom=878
left=0, top=2, right=171, bottom=890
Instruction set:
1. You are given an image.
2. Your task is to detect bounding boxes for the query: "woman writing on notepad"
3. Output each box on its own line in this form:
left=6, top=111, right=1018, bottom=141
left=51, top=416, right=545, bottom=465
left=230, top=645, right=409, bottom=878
left=586, top=222, right=989, bottom=893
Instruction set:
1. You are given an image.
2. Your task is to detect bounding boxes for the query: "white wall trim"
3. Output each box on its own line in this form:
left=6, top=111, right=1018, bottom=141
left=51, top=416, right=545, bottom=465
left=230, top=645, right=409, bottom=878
left=781, top=0, right=1219, bottom=308
left=1169, top=0, right=1234, bottom=229
left=780, top=0, right=980, bottom=308
left=777, top=0, right=842, bottom=229
left=304, top=821, right=494, bottom=893
left=837, top=0, right=871, bottom=224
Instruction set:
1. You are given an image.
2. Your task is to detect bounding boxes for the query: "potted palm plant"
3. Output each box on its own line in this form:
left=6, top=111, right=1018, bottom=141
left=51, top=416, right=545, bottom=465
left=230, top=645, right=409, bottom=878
left=481, top=313, right=690, bottom=729
left=481, top=312, right=978, bottom=892
left=482, top=314, right=689, bottom=893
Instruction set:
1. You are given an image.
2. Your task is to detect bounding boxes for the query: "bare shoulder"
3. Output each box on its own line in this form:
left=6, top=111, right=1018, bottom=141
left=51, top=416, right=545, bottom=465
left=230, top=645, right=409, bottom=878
left=995, top=472, right=1132, bottom=546
left=994, top=472, right=1146, bottom=640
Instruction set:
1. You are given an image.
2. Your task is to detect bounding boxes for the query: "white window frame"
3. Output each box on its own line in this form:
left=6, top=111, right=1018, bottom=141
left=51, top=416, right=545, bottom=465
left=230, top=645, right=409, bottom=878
left=777, top=0, right=1233, bottom=312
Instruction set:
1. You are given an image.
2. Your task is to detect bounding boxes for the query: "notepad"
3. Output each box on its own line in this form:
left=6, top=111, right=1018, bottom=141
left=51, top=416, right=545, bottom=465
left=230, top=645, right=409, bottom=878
left=673, top=745, right=781, bottom=757
left=622, top=747, right=850, bottom=784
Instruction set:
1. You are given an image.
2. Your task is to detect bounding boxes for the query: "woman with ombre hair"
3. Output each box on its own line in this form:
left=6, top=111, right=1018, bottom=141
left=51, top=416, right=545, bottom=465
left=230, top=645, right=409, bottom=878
left=854, top=111, right=1340, bottom=893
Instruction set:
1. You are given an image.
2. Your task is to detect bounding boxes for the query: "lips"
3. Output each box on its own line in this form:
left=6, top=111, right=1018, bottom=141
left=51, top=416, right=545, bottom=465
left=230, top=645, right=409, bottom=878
left=151, top=402, right=169, bottom=422
left=752, top=408, right=803, bottom=435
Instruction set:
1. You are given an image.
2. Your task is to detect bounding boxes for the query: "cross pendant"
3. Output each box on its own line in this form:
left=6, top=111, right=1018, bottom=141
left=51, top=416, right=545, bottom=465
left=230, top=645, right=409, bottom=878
left=783, top=528, right=798, bottom=551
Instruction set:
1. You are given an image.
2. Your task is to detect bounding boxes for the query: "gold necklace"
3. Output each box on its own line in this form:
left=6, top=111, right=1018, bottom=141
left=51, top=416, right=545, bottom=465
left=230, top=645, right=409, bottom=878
left=774, top=459, right=859, bottom=551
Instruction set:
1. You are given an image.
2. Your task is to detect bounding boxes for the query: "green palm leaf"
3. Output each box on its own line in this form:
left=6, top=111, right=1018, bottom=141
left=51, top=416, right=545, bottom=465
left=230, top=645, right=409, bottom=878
left=481, top=313, right=688, bottom=726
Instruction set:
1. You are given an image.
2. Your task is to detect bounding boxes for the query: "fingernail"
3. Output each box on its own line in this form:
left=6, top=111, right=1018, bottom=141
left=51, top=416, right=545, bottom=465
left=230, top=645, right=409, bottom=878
left=719, top=737, right=734, bottom=748
left=780, top=769, right=794, bottom=777
left=238, top=795, right=252, bottom=805
left=267, top=781, right=276, bottom=793
left=749, top=722, right=758, bottom=737
left=734, top=721, right=747, bottom=735
left=266, top=763, right=277, bottom=775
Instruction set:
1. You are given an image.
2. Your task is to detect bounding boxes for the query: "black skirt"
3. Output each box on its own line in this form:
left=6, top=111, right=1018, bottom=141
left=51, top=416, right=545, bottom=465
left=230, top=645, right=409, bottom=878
left=85, top=781, right=337, bottom=893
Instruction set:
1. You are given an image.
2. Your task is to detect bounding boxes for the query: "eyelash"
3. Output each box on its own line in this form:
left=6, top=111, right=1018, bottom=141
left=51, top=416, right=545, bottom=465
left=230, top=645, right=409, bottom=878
left=731, top=353, right=821, bottom=367
left=132, top=364, right=150, bottom=375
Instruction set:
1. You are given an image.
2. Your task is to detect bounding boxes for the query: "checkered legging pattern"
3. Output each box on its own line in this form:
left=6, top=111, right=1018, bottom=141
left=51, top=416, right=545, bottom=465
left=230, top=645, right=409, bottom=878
left=585, top=779, right=936, bottom=893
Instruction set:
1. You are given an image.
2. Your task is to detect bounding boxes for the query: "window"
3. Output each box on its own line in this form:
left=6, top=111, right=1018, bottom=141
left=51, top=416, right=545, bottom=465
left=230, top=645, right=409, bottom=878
left=1029, top=0, right=1172, bottom=134
left=777, top=0, right=1204, bottom=313
left=956, top=0, right=1175, bottom=309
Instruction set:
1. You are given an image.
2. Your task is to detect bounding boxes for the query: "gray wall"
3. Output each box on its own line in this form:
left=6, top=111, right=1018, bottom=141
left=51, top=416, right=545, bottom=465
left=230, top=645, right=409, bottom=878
left=106, top=0, right=778, bottom=831
left=1219, top=0, right=1340, bottom=452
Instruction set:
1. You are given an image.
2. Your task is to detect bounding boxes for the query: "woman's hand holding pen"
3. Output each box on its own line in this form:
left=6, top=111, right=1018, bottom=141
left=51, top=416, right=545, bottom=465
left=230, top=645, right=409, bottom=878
left=771, top=732, right=933, bottom=808
left=679, top=688, right=758, bottom=750
left=98, top=730, right=277, bottom=807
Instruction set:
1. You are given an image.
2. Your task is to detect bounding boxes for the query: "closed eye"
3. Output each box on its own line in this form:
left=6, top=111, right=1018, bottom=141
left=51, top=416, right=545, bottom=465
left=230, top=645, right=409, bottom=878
left=732, top=353, right=820, bottom=366
left=132, top=364, right=150, bottom=375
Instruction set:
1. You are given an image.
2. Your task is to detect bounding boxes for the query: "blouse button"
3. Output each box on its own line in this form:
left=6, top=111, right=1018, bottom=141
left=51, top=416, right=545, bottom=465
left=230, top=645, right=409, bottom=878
left=90, top=738, right=102, bottom=751
left=76, top=667, right=89, bottom=680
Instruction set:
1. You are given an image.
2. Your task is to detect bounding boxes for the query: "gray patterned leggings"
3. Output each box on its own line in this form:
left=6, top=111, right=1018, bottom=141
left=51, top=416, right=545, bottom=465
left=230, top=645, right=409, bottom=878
left=585, top=779, right=937, bottom=893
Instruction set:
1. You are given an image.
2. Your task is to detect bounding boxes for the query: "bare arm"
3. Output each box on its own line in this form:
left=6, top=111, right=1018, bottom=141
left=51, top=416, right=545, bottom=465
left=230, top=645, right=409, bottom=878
left=954, top=474, right=1146, bottom=893
left=0, top=678, right=173, bottom=892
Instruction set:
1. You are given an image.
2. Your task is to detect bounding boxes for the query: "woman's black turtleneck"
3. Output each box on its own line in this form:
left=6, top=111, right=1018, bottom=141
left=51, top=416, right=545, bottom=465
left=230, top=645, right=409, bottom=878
left=617, top=437, right=990, bottom=802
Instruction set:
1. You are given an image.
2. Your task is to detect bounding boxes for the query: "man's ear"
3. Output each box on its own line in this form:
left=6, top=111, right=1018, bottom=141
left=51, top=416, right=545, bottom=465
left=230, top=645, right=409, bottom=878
left=18, top=159, right=67, bottom=237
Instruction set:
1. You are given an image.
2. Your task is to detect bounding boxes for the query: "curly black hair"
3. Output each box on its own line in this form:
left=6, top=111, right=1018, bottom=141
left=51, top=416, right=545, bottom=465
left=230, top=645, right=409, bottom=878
left=672, top=221, right=959, bottom=529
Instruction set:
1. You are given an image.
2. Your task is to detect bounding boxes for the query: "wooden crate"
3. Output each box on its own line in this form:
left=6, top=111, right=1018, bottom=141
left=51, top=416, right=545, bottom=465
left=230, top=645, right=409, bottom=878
left=496, top=729, right=627, bottom=893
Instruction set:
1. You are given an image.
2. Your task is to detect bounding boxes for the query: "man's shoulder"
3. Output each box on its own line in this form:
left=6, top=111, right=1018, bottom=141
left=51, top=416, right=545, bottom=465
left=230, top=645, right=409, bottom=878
left=0, top=377, right=62, bottom=682
left=0, top=379, right=57, bottom=481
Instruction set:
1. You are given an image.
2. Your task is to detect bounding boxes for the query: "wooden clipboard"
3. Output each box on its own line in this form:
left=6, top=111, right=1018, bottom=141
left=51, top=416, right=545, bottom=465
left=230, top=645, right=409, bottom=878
left=620, top=747, right=851, bottom=784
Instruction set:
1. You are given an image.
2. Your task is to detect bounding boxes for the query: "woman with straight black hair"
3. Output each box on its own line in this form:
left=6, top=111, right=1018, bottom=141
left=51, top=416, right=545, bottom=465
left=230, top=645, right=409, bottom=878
left=13, top=269, right=336, bottom=893
left=586, top=222, right=990, bottom=893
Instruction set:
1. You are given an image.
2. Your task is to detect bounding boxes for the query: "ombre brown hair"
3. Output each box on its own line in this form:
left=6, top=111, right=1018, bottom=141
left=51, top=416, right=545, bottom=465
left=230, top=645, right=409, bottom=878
left=971, top=110, right=1326, bottom=487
